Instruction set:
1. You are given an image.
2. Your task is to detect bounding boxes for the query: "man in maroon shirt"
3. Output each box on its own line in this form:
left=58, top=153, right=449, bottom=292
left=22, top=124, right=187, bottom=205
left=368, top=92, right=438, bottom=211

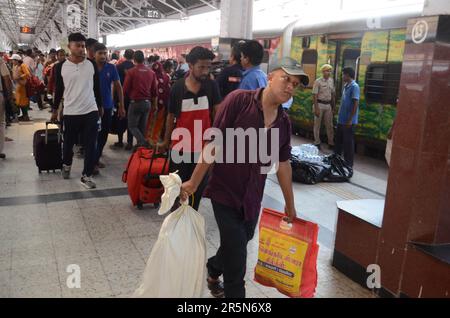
left=123, top=50, right=158, bottom=148
left=180, top=57, right=309, bottom=298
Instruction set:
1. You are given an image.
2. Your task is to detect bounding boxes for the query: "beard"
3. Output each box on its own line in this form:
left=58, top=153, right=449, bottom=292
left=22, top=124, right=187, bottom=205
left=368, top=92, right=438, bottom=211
left=193, top=74, right=209, bottom=82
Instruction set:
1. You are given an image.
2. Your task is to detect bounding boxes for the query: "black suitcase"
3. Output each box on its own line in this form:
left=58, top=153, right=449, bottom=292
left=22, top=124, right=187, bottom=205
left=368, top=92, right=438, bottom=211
left=33, top=121, right=63, bottom=173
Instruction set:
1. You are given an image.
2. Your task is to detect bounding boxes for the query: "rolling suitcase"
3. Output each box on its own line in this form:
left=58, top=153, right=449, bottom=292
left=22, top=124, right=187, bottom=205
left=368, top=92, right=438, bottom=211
left=122, top=147, right=169, bottom=210
left=33, top=121, right=63, bottom=173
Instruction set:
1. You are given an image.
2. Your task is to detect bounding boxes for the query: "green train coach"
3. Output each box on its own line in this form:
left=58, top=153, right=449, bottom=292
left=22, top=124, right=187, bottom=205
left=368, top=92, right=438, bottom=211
left=284, top=9, right=421, bottom=155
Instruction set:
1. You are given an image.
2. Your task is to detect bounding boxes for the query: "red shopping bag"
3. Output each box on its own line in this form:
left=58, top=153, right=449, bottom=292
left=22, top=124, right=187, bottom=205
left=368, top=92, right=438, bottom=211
left=254, top=208, right=319, bottom=298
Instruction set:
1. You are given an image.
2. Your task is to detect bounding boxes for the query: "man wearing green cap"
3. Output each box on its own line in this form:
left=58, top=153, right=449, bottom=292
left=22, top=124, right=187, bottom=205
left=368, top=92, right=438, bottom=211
left=312, top=64, right=335, bottom=150
left=179, top=57, right=309, bottom=298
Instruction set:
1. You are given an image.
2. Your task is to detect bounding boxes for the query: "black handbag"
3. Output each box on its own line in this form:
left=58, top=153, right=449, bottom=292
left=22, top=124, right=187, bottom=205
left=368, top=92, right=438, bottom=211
left=110, top=108, right=127, bottom=135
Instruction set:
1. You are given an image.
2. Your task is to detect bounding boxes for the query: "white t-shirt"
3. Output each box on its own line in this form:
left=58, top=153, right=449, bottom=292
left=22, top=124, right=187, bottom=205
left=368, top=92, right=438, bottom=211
left=60, top=59, right=98, bottom=115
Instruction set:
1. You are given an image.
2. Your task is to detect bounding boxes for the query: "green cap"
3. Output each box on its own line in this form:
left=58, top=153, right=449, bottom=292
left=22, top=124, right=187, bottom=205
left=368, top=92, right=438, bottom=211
left=269, top=57, right=309, bottom=86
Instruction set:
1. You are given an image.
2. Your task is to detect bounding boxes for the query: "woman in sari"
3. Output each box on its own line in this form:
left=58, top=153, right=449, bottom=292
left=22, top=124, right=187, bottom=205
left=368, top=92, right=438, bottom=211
left=11, top=54, right=31, bottom=121
left=146, top=61, right=171, bottom=145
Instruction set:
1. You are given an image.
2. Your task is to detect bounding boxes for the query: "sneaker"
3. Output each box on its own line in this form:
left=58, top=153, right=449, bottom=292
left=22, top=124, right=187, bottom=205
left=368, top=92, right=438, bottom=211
left=207, top=277, right=225, bottom=298
left=125, top=143, right=133, bottom=151
left=22, top=115, right=31, bottom=122
left=110, top=142, right=124, bottom=150
left=62, top=165, right=71, bottom=179
left=80, top=175, right=96, bottom=189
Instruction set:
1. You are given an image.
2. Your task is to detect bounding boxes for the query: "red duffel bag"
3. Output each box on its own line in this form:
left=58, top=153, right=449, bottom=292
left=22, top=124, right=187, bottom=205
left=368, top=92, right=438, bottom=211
left=254, top=208, right=319, bottom=298
left=25, top=74, right=45, bottom=98
left=122, top=147, right=169, bottom=209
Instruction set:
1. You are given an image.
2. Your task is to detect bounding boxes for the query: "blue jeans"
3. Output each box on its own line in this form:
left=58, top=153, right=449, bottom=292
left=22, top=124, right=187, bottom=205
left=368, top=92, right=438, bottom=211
left=96, top=108, right=113, bottom=164
left=128, top=100, right=150, bottom=147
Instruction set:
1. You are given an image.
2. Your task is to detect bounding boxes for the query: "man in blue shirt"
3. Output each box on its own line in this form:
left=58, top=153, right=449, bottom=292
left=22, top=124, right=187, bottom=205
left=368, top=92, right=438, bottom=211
left=239, top=40, right=267, bottom=90
left=112, top=49, right=135, bottom=150
left=93, top=43, right=125, bottom=175
left=335, top=67, right=360, bottom=168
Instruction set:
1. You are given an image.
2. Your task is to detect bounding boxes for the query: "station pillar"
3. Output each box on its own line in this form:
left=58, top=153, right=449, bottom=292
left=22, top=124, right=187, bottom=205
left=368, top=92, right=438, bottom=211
left=376, top=5, right=450, bottom=297
left=219, top=0, right=253, bottom=40
left=87, top=0, right=98, bottom=39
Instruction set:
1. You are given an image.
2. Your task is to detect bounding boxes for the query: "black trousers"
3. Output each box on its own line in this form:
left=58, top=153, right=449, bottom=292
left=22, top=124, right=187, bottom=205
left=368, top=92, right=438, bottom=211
left=169, top=152, right=207, bottom=211
left=63, top=111, right=99, bottom=177
left=95, top=108, right=113, bottom=164
left=207, top=200, right=259, bottom=298
left=118, top=98, right=133, bottom=145
left=335, top=124, right=355, bottom=167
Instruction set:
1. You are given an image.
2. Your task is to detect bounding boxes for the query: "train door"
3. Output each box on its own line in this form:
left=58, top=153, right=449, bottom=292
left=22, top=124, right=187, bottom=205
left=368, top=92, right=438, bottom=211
left=330, top=39, right=361, bottom=100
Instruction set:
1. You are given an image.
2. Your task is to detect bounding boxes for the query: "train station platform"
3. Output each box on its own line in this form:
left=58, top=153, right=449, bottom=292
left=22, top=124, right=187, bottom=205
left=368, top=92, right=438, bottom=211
left=0, top=106, right=386, bottom=298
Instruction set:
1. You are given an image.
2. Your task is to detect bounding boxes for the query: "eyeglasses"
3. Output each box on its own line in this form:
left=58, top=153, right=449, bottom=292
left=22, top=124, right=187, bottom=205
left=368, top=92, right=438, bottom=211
left=280, top=75, right=301, bottom=89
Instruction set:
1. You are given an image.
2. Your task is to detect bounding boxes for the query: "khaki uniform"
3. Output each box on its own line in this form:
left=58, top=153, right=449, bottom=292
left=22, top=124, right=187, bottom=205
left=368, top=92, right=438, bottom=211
left=312, top=77, right=335, bottom=146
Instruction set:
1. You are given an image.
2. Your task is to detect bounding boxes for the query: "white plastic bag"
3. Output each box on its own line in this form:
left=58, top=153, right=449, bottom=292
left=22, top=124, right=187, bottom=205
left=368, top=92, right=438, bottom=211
left=158, top=172, right=182, bottom=216
left=133, top=173, right=207, bottom=298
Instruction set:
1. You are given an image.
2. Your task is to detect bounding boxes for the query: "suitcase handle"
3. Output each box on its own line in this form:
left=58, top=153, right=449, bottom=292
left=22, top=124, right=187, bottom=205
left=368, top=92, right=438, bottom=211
left=45, top=121, right=61, bottom=145
left=146, top=145, right=170, bottom=180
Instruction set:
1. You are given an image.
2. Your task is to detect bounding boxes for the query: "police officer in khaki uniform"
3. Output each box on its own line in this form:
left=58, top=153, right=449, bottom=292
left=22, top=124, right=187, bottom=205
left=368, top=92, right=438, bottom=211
left=312, top=64, right=335, bottom=150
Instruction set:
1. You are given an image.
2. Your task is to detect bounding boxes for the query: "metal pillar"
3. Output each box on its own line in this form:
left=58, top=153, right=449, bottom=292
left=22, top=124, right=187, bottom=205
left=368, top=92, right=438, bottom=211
left=219, top=0, right=253, bottom=40
left=59, top=2, right=68, bottom=49
left=88, top=0, right=99, bottom=39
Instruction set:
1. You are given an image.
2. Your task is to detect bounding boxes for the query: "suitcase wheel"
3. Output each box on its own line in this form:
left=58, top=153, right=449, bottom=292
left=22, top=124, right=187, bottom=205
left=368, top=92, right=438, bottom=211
left=137, top=201, right=144, bottom=210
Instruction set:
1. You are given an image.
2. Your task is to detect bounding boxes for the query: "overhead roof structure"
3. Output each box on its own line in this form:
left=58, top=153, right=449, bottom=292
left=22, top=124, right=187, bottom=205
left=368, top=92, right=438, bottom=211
left=0, top=0, right=220, bottom=50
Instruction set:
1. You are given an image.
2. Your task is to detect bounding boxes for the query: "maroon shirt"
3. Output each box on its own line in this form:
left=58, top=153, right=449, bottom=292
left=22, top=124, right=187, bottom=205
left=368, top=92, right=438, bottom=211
left=123, top=64, right=157, bottom=101
left=203, top=89, right=292, bottom=221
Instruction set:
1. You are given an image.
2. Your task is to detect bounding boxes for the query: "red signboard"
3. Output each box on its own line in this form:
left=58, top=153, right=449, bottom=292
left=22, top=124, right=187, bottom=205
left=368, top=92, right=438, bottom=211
left=20, top=26, right=35, bottom=34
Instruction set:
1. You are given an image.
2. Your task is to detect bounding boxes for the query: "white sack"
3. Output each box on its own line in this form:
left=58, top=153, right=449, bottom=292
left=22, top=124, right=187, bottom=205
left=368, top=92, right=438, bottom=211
left=133, top=173, right=206, bottom=298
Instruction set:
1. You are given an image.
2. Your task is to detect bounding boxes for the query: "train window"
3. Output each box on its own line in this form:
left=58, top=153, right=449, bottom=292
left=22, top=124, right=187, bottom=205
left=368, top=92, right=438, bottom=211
left=365, top=62, right=402, bottom=104
left=343, top=49, right=361, bottom=69
left=301, top=49, right=318, bottom=88
left=302, top=37, right=311, bottom=48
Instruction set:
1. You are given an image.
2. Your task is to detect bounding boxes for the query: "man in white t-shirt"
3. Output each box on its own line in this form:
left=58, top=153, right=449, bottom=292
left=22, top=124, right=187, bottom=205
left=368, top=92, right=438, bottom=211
left=51, top=33, right=103, bottom=189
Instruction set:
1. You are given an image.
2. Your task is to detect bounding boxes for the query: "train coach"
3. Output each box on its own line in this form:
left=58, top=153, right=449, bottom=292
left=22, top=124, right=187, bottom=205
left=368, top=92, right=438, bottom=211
left=110, top=7, right=422, bottom=156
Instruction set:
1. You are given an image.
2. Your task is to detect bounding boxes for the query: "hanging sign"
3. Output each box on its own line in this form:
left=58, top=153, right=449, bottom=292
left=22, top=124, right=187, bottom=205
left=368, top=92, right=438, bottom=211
left=143, top=7, right=162, bottom=19
left=20, top=26, right=35, bottom=34
left=67, top=4, right=82, bottom=29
